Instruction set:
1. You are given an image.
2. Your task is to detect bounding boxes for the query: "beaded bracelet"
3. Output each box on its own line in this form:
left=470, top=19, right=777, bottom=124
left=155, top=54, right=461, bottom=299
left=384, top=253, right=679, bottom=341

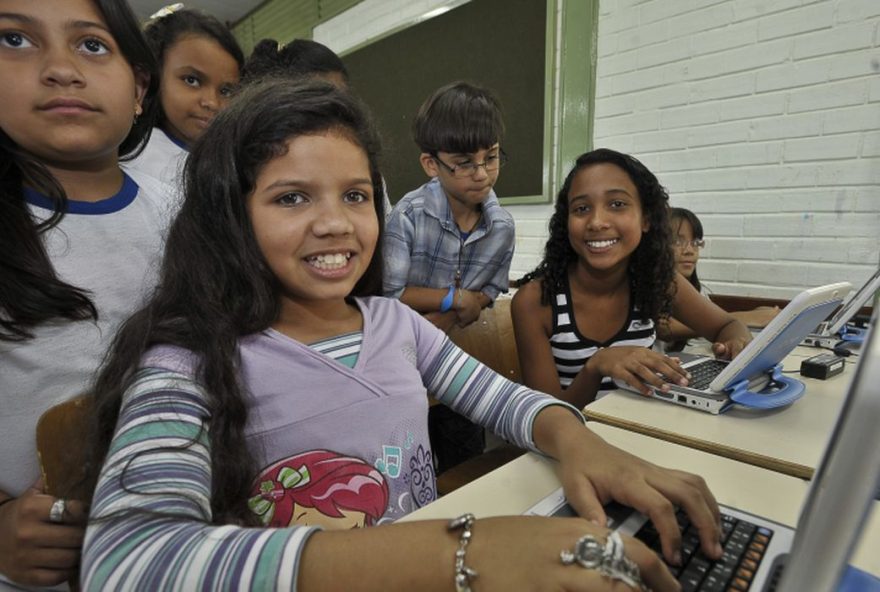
left=448, top=513, right=478, bottom=592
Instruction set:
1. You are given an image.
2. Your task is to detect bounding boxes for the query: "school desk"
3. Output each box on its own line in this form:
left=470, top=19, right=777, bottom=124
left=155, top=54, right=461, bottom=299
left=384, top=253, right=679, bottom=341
left=581, top=345, right=856, bottom=479
left=403, top=423, right=880, bottom=577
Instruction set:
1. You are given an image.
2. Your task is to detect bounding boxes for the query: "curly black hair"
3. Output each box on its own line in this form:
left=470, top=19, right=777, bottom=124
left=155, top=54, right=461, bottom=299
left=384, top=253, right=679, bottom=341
left=520, top=148, right=676, bottom=323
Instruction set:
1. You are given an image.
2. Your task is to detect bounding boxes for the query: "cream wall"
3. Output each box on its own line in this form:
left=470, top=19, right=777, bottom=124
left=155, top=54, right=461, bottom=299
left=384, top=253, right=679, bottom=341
left=315, top=0, right=880, bottom=297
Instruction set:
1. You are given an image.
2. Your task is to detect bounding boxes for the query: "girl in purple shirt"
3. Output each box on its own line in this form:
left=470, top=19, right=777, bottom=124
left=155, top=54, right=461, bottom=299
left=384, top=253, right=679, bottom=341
left=81, top=79, right=723, bottom=592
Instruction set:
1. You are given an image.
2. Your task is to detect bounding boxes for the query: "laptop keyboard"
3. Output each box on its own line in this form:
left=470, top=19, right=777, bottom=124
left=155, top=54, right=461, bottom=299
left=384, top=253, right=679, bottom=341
left=634, top=508, right=774, bottom=591
left=684, top=359, right=730, bottom=390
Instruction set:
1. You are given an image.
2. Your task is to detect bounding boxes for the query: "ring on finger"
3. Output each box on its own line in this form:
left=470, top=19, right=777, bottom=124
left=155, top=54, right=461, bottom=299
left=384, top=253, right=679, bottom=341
left=560, top=531, right=650, bottom=591
left=48, top=498, right=67, bottom=524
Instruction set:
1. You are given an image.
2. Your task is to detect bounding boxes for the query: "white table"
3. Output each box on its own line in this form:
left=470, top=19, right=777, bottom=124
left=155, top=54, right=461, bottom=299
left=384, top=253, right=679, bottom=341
left=582, top=346, right=855, bottom=479
left=405, top=423, right=879, bottom=576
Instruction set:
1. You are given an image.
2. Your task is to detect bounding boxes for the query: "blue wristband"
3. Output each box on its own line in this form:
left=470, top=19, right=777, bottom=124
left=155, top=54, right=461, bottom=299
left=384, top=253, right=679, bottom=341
left=440, top=285, right=455, bottom=312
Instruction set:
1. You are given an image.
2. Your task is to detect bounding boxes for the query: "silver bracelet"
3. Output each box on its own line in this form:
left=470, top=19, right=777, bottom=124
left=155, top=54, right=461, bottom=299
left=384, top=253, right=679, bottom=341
left=448, top=513, right=479, bottom=592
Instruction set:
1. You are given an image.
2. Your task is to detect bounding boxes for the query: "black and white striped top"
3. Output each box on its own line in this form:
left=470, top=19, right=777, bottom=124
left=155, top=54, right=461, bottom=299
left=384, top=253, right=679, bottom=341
left=550, top=277, right=656, bottom=390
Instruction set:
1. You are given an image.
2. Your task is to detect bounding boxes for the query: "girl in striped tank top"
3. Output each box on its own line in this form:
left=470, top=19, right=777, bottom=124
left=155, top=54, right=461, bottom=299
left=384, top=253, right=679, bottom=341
left=78, top=84, right=727, bottom=591
left=513, top=149, right=752, bottom=409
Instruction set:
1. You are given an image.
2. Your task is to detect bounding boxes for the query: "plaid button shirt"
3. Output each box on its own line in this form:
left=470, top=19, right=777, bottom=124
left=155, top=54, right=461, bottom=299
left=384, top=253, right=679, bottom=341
left=383, top=177, right=515, bottom=301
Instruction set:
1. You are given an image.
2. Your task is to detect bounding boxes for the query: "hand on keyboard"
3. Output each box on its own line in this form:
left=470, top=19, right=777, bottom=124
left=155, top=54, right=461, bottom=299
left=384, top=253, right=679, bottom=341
left=635, top=509, right=774, bottom=592
left=590, top=346, right=691, bottom=395
left=554, top=425, right=724, bottom=567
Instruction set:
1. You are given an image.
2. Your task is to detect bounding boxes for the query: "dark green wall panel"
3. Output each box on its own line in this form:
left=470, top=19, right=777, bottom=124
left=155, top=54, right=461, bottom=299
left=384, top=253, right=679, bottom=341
left=342, top=0, right=547, bottom=203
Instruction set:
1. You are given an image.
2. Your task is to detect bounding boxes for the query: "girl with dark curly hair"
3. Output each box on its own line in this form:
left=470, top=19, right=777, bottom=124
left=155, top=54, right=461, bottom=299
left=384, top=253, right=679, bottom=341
left=512, top=149, right=751, bottom=408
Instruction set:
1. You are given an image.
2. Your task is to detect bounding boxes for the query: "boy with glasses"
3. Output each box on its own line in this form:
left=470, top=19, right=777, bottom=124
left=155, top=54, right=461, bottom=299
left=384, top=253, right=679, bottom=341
left=383, top=81, right=515, bottom=472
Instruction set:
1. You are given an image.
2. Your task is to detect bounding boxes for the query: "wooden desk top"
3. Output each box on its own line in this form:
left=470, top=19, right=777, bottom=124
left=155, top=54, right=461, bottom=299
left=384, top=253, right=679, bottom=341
left=405, top=423, right=879, bottom=576
left=583, top=346, right=854, bottom=479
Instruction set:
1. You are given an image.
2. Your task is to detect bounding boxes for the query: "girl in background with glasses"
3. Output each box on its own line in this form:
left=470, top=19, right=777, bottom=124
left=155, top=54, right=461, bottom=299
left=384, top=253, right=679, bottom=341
left=512, top=150, right=753, bottom=408
left=661, top=208, right=780, bottom=351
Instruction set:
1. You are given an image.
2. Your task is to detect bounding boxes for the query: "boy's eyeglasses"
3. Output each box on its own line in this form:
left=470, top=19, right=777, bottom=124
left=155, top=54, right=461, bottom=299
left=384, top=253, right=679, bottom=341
left=432, top=150, right=508, bottom=178
left=672, top=238, right=705, bottom=249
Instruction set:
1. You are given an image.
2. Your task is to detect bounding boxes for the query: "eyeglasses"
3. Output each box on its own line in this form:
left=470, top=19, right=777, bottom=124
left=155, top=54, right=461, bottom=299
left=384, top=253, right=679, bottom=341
left=432, top=150, right=508, bottom=178
left=672, top=238, right=705, bottom=249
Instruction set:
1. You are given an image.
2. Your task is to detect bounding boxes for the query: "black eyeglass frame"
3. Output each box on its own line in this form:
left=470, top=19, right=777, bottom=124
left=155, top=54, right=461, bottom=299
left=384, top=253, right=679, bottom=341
left=431, top=149, right=508, bottom=178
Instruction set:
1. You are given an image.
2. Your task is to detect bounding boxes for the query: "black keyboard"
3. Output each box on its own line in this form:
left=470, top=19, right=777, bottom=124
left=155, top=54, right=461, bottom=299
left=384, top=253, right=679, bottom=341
left=684, top=359, right=730, bottom=390
left=634, top=508, right=774, bottom=592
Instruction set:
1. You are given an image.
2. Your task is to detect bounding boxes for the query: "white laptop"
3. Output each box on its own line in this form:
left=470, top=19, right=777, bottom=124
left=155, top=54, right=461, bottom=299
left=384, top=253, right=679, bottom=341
left=616, top=282, right=851, bottom=414
left=528, top=304, right=880, bottom=591
left=803, top=266, right=880, bottom=349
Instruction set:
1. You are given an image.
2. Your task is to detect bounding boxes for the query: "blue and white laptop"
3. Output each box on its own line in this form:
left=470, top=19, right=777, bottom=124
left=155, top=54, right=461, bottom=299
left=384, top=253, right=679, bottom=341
left=529, top=303, right=880, bottom=591
left=803, top=266, right=879, bottom=349
left=616, top=282, right=851, bottom=414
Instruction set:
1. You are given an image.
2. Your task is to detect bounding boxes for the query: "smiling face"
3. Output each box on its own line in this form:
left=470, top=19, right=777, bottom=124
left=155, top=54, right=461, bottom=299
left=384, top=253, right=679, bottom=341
left=0, top=0, right=147, bottom=170
left=247, top=131, right=379, bottom=312
left=158, top=33, right=239, bottom=146
left=566, top=162, right=650, bottom=276
left=672, top=217, right=700, bottom=278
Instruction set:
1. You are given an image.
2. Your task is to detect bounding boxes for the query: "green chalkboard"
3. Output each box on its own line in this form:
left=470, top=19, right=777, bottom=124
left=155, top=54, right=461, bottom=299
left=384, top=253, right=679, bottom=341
left=342, top=0, right=547, bottom=204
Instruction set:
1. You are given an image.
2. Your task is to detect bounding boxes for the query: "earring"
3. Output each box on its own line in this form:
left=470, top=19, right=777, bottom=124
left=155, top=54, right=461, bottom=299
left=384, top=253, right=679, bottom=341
left=134, top=104, right=143, bottom=125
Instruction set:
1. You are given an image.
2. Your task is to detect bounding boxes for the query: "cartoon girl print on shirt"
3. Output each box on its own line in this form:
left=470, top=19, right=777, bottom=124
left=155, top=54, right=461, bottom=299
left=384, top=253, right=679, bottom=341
left=249, top=449, right=389, bottom=529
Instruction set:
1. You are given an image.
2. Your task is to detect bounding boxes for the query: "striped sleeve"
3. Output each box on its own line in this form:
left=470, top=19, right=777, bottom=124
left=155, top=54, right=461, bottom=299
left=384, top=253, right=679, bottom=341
left=422, top=339, right=585, bottom=453
left=81, top=368, right=320, bottom=591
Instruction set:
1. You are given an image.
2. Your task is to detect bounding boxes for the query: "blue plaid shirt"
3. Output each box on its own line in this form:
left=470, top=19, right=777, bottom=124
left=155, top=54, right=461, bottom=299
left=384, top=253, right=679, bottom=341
left=383, top=177, right=515, bottom=301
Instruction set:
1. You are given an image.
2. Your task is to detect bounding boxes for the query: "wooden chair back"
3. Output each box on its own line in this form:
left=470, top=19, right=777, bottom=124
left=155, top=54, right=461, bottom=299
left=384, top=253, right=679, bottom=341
left=35, top=395, right=90, bottom=500
left=447, top=298, right=522, bottom=383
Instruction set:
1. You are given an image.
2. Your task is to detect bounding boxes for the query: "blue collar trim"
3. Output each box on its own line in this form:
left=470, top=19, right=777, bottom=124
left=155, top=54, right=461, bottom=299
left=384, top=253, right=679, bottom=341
left=24, top=172, right=139, bottom=215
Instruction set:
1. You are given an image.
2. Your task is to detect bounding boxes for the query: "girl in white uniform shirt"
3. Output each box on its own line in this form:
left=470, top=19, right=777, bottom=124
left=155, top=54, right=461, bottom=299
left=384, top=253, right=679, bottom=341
left=124, top=7, right=243, bottom=186
left=0, top=0, right=174, bottom=588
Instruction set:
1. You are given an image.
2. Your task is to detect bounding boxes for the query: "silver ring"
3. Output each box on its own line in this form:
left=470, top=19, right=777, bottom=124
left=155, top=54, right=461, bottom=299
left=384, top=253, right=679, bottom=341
left=561, top=531, right=649, bottom=591
left=48, top=498, right=67, bottom=524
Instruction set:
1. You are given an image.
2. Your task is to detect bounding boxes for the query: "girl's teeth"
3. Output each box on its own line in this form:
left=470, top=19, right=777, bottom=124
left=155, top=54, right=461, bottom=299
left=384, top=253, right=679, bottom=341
left=309, top=253, right=350, bottom=270
left=588, top=239, right=617, bottom=248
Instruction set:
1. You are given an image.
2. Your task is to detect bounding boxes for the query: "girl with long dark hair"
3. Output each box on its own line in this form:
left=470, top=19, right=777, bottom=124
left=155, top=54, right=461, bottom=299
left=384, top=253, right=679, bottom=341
left=81, top=81, right=724, bottom=591
left=0, top=0, right=164, bottom=586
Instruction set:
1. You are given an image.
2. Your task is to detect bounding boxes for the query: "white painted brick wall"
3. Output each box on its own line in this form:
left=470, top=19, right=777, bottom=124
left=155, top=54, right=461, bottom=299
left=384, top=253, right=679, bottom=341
left=314, top=0, right=880, bottom=297
left=594, top=0, right=880, bottom=298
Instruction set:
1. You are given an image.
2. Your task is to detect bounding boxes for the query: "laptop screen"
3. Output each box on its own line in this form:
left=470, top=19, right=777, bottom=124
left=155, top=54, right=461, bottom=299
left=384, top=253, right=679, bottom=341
left=711, top=283, right=850, bottom=391
left=823, top=266, right=880, bottom=336
left=777, top=307, right=879, bottom=592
